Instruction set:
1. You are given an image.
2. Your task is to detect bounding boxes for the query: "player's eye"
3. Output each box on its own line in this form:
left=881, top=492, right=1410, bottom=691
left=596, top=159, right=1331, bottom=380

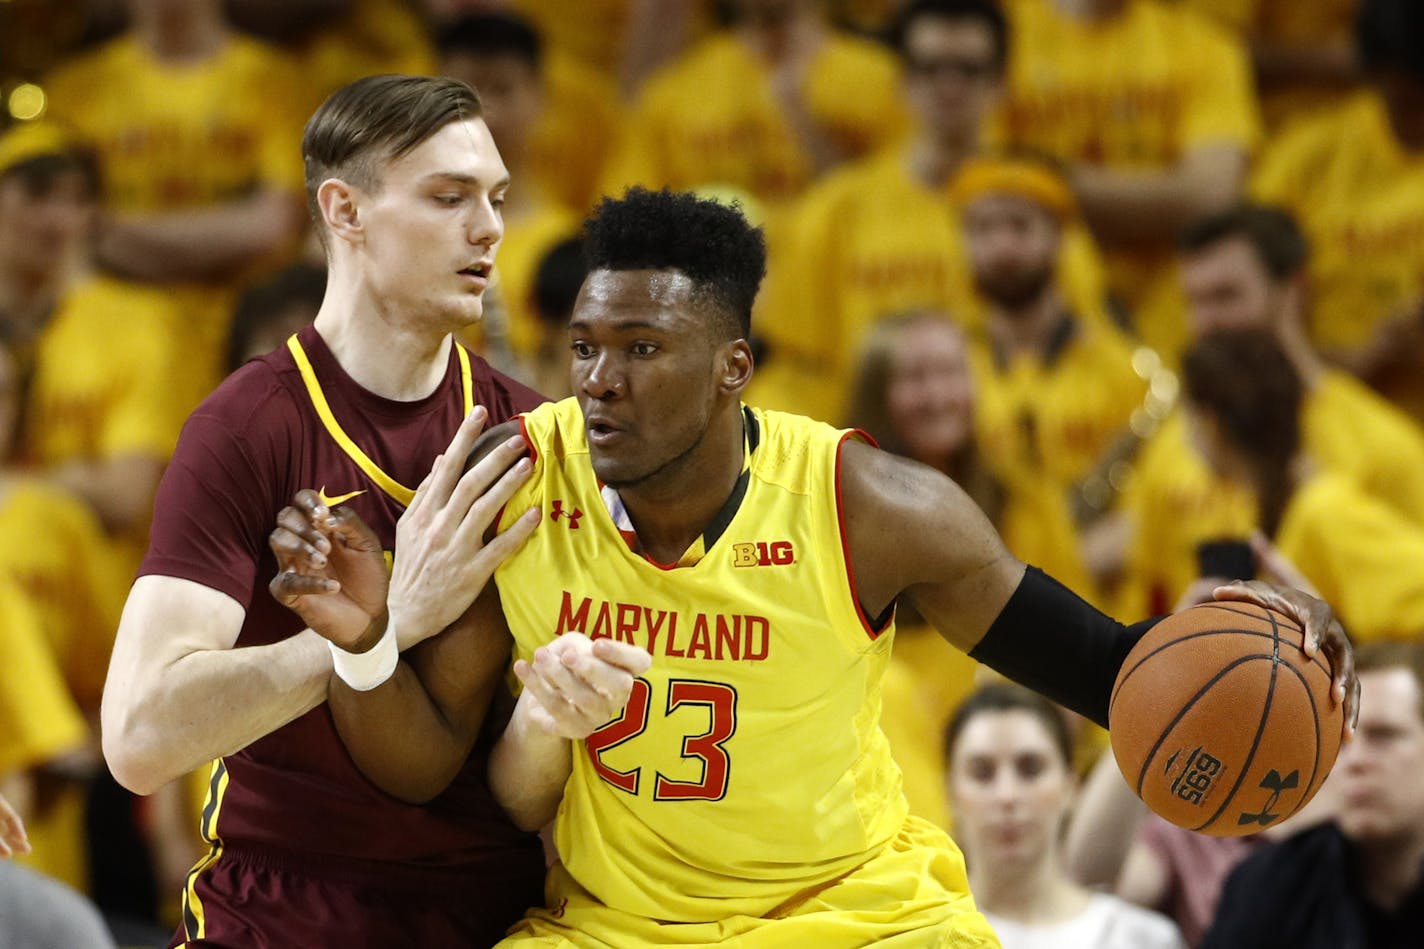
left=434, top=194, right=463, bottom=206
left=571, top=341, right=595, bottom=359
left=631, top=342, right=658, bottom=357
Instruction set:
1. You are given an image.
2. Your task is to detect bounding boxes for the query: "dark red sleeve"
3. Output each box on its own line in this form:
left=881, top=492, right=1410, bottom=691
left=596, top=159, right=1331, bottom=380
left=139, top=364, right=300, bottom=607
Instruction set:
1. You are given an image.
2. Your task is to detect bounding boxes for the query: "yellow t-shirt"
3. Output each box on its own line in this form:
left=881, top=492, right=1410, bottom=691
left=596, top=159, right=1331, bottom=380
left=1276, top=472, right=1424, bottom=643
left=44, top=34, right=308, bottom=399
left=600, top=32, right=909, bottom=216
left=44, top=33, right=305, bottom=215
left=512, top=0, right=632, bottom=78
left=1117, top=368, right=1424, bottom=615
left=1253, top=92, right=1424, bottom=417
left=492, top=203, right=581, bottom=362
left=0, top=574, right=89, bottom=890
left=495, top=399, right=968, bottom=923
left=0, top=480, right=125, bottom=713
left=22, top=276, right=189, bottom=469
left=1303, top=370, right=1424, bottom=527
left=298, top=0, right=437, bottom=115
left=528, top=48, right=623, bottom=212
left=997, top=0, right=1262, bottom=357
left=1177, top=0, right=1359, bottom=128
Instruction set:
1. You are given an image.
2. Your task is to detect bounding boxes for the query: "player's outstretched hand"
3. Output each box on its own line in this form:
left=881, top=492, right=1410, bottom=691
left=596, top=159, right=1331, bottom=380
left=513, top=633, right=653, bottom=740
left=1212, top=579, right=1359, bottom=741
left=0, top=790, right=30, bottom=858
left=388, top=407, right=540, bottom=647
left=269, top=489, right=388, bottom=651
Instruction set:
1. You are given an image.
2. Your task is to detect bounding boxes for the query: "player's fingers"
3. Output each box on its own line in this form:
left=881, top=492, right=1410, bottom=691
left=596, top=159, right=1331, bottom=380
left=403, top=457, right=442, bottom=521
left=464, top=506, right=541, bottom=575
left=449, top=435, right=531, bottom=521
left=452, top=458, right=535, bottom=552
left=557, top=644, right=639, bottom=707
left=276, top=505, right=332, bottom=555
left=514, top=654, right=599, bottom=735
left=268, top=525, right=328, bottom=572
left=531, top=645, right=613, bottom=721
left=326, top=505, right=383, bottom=553
left=590, top=638, right=654, bottom=677
left=426, top=407, right=490, bottom=507
left=269, top=569, right=339, bottom=605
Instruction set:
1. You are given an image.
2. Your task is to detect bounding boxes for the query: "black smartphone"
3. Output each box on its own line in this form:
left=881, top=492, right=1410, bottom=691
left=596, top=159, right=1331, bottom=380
left=1195, top=538, right=1256, bottom=580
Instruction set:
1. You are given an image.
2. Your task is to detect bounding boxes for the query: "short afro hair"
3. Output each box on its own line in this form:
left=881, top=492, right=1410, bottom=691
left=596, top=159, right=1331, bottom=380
left=582, top=187, right=766, bottom=340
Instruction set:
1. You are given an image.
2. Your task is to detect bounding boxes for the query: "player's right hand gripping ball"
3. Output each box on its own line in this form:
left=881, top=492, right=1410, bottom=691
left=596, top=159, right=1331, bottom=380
left=1109, top=602, right=1344, bottom=836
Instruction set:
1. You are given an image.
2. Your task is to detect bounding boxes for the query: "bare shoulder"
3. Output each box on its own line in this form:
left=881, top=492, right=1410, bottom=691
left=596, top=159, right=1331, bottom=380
left=837, top=439, right=1013, bottom=612
left=465, top=418, right=527, bottom=470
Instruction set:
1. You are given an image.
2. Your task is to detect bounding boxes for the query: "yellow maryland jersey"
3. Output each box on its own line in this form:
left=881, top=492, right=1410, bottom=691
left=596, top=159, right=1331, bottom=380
left=496, top=399, right=946, bottom=923
left=43, top=33, right=305, bottom=215
left=1276, top=473, right=1424, bottom=643
left=996, top=0, right=1261, bottom=357
left=1253, top=92, right=1424, bottom=415
left=599, top=32, right=909, bottom=216
left=22, top=276, right=189, bottom=469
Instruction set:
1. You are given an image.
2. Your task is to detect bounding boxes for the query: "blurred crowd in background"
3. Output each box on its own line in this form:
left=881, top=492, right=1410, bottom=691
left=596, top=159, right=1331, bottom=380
left=1, top=0, right=1423, bottom=946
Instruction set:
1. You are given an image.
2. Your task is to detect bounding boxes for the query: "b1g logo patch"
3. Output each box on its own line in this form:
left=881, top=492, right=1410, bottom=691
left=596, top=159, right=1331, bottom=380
left=731, top=541, right=794, bottom=567
left=1165, top=746, right=1224, bottom=806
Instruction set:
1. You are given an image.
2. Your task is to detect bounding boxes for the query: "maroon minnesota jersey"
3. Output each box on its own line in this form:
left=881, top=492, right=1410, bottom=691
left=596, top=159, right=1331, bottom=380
left=140, top=324, right=546, bottom=939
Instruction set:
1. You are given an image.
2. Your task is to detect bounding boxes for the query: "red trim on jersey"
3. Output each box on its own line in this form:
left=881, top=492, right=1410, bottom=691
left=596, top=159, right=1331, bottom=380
left=835, top=430, right=893, bottom=640
left=493, top=413, right=540, bottom=531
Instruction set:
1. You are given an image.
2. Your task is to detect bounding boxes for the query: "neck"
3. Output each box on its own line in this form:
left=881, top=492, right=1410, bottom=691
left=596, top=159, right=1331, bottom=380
left=739, top=7, right=818, bottom=61
left=312, top=262, right=456, bottom=402
left=904, top=131, right=977, bottom=188
left=617, top=404, right=746, bottom=565
left=134, top=1, right=226, bottom=63
left=988, top=286, right=1066, bottom=360
left=1053, top=0, right=1126, bottom=21
left=1356, top=828, right=1424, bottom=912
left=971, top=852, right=1087, bottom=923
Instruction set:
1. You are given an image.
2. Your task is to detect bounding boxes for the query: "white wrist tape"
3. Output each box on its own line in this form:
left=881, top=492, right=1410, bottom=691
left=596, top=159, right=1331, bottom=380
left=328, top=620, right=398, bottom=691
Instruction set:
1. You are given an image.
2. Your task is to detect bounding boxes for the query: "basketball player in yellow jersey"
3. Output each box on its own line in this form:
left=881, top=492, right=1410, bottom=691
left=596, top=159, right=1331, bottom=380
left=270, top=189, right=1359, bottom=948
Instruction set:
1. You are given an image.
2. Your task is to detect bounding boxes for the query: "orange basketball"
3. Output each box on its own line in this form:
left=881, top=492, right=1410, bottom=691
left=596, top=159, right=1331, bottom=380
left=1109, top=602, right=1343, bottom=837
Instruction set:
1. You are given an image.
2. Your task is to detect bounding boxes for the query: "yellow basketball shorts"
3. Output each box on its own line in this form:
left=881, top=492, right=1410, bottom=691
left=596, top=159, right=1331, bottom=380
left=494, top=816, right=1002, bottom=948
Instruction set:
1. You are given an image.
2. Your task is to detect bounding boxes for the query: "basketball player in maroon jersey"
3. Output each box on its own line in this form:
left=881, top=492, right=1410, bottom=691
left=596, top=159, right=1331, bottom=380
left=101, top=76, right=549, bottom=947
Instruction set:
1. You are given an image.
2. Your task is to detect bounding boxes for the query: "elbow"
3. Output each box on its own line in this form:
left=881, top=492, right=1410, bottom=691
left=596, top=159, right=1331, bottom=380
left=100, top=701, right=174, bottom=796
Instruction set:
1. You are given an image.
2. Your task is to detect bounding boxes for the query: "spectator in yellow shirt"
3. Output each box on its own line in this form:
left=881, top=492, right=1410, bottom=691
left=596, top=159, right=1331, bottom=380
left=1181, top=328, right=1424, bottom=643
left=996, top=0, right=1261, bottom=360
left=952, top=154, right=1150, bottom=605
left=42, top=0, right=308, bottom=405
left=599, top=0, right=909, bottom=219
left=1252, top=0, right=1424, bottom=423
left=1118, top=204, right=1424, bottom=616
left=755, top=0, right=1011, bottom=420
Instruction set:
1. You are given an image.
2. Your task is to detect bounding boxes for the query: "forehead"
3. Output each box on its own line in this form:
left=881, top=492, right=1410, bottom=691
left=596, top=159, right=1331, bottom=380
left=380, top=118, right=507, bottom=186
left=572, top=268, right=702, bottom=330
left=905, top=16, right=996, bottom=57
left=953, top=709, right=1060, bottom=759
left=963, top=192, right=1052, bottom=225
left=1358, top=668, right=1424, bottom=731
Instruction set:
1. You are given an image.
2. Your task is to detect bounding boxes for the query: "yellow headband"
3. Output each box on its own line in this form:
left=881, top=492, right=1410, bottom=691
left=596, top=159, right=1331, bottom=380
left=0, top=120, right=84, bottom=178
left=949, top=157, right=1077, bottom=223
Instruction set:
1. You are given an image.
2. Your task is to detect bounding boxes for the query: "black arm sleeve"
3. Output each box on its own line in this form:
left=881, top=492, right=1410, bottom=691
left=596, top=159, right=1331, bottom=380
left=968, top=566, right=1160, bottom=728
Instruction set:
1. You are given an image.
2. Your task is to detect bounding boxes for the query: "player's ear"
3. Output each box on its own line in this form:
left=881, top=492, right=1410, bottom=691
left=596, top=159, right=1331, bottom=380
left=317, top=178, right=364, bottom=247
left=717, top=339, right=754, bottom=396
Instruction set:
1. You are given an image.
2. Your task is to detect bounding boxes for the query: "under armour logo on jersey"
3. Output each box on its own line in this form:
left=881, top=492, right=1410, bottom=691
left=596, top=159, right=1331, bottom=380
left=550, top=499, right=583, bottom=529
left=1238, top=768, right=1299, bottom=827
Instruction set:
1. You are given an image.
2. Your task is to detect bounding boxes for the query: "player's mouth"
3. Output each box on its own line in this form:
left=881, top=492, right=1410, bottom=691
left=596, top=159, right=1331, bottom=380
left=586, top=416, right=626, bottom=446
left=459, top=261, right=492, bottom=289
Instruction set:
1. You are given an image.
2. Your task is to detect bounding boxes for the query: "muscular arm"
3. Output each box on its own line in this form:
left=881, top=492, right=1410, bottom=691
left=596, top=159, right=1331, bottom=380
left=95, top=189, right=303, bottom=283
left=101, top=575, right=332, bottom=795
left=1071, top=145, right=1248, bottom=245
left=328, top=588, right=513, bottom=804
left=839, top=439, right=1147, bottom=725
